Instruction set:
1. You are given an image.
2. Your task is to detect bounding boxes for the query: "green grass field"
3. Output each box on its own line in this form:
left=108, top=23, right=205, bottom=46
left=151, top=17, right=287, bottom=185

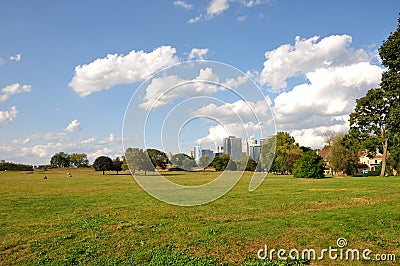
left=1, top=170, right=399, bottom=265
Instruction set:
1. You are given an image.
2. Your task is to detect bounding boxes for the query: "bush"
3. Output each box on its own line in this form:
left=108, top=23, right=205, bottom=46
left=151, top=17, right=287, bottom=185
left=0, top=162, right=33, bottom=171
left=293, top=152, right=324, bottom=179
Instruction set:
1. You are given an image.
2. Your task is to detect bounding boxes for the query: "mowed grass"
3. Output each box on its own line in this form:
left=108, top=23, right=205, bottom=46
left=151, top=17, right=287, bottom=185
left=0, top=170, right=399, bottom=265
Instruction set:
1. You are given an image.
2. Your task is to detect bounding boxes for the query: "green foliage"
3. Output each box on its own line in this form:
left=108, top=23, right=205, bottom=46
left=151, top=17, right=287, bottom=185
left=198, top=155, right=212, bottom=168
left=121, top=156, right=129, bottom=171
left=0, top=162, right=33, bottom=171
left=92, top=156, right=114, bottom=175
left=349, top=14, right=400, bottom=176
left=146, top=149, right=168, bottom=169
left=69, top=153, right=89, bottom=168
left=266, top=132, right=304, bottom=174
left=293, top=151, right=324, bottom=179
left=125, top=148, right=154, bottom=174
left=209, top=154, right=237, bottom=171
left=171, top=153, right=197, bottom=170
left=328, top=135, right=358, bottom=175
left=245, top=157, right=258, bottom=172
left=260, top=136, right=275, bottom=171
left=113, top=157, right=122, bottom=174
left=50, top=152, right=70, bottom=168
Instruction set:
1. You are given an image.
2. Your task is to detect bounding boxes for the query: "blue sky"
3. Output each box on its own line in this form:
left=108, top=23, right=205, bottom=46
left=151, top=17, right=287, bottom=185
left=0, top=0, right=399, bottom=165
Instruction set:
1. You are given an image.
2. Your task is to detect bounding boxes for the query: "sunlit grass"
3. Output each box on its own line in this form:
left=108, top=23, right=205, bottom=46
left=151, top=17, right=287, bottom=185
left=0, top=170, right=399, bottom=265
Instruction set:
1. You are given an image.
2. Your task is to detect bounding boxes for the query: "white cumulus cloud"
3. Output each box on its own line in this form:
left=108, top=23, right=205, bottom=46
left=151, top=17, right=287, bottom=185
left=0, top=83, right=32, bottom=103
left=139, top=67, right=221, bottom=110
left=9, top=54, right=21, bottom=62
left=260, top=35, right=370, bottom=90
left=0, top=106, right=18, bottom=127
left=174, top=0, right=192, bottom=9
left=207, top=0, right=229, bottom=17
left=259, top=34, right=385, bottom=148
left=65, top=119, right=81, bottom=132
left=188, top=48, right=209, bottom=60
left=68, top=46, right=179, bottom=97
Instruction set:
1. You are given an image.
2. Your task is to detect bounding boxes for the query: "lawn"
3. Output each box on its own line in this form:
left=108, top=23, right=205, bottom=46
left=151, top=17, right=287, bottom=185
left=0, top=170, right=399, bottom=265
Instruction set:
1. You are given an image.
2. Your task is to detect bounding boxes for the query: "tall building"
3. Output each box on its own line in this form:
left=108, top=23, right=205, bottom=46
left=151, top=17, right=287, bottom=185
left=201, top=149, right=213, bottom=158
left=247, top=137, right=261, bottom=161
left=194, top=145, right=201, bottom=164
left=223, top=136, right=242, bottom=160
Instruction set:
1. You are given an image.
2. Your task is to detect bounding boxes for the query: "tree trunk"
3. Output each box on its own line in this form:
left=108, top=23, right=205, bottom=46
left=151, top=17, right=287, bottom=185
left=380, top=138, right=388, bottom=176
left=102, top=170, right=105, bottom=175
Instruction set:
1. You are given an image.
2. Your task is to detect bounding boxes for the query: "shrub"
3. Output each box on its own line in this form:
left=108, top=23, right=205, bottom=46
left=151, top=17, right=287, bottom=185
left=293, top=152, right=324, bottom=179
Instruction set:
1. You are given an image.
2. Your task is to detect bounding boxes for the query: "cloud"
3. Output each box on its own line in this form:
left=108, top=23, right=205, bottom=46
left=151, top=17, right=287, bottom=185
left=258, top=34, right=385, bottom=147
left=0, top=106, right=18, bottom=127
left=273, top=62, right=383, bottom=127
left=174, top=0, right=192, bottom=9
left=188, top=16, right=202, bottom=23
left=65, top=119, right=81, bottom=132
left=9, top=54, right=21, bottom=62
left=139, top=67, right=221, bottom=110
left=0, top=83, right=32, bottom=103
left=193, top=99, right=274, bottom=145
left=260, top=35, right=370, bottom=90
left=68, top=46, right=179, bottom=97
left=207, top=0, right=229, bottom=17
left=0, top=58, right=4, bottom=65
left=81, top=137, right=96, bottom=144
left=88, top=148, right=113, bottom=162
left=291, top=123, right=350, bottom=148
left=241, top=0, right=269, bottom=7
left=236, top=16, right=246, bottom=22
left=187, top=0, right=268, bottom=23
left=188, top=48, right=209, bottom=60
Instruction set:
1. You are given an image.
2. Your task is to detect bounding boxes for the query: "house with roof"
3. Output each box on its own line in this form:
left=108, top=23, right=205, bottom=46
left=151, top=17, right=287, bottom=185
left=359, top=152, right=383, bottom=171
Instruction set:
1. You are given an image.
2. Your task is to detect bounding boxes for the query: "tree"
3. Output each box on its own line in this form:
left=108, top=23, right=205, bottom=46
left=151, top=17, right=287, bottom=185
left=171, top=153, right=197, bottom=170
left=245, top=157, right=258, bottom=172
left=350, top=15, right=400, bottom=176
left=113, top=157, right=123, bottom=174
left=293, top=151, right=324, bottom=179
left=146, top=149, right=168, bottom=169
left=69, top=153, right=89, bottom=168
left=264, top=132, right=304, bottom=174
left=328, top=135, right=358, bottom=175
left=198, top=155, right=212, bottom=168
left=210, top=154, right=236, bottom=171
left=260, top=136, right=275, bottom=171
left=121, top=156, right=129, bottom=171
left=125, top=148, right=154, bottom=175
left=93, top=156, right=114, bottom=175
left=50, top=152, right=70, bottom=168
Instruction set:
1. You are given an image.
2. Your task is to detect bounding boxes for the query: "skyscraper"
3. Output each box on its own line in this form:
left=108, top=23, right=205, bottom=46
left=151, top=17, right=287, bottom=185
left=247, top=137, right=261, bottom=161
left=223, top=136, right=242, bottom=160
left=194, top=144, right=201, bottom=164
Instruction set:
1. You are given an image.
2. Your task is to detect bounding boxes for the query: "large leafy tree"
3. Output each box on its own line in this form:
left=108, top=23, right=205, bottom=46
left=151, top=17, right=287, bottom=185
left=263, top=132, right=304, bottom=174
left=113, top=157, right=123, bottom=174
left=349, top=15, right=400, bottom=176
left=125, top=148, right=154, bottom=175
left=146, top=149, right=169, bottom=170
left=69, top=153, right=89, bottom=168
left=50, top=152, right=70, bottom=168
left=93, top=156, right=114, bottom=175
left=328, top=135, right=358, bottom=175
